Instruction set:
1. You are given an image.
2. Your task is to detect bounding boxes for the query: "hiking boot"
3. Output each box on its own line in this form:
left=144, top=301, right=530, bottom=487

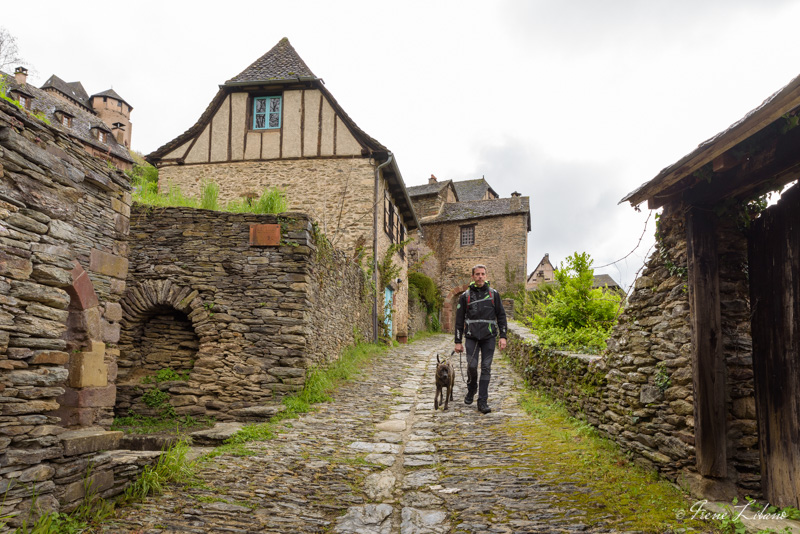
left=478, top=401, right=492, bottom=414
left=464, top=390, right=476, bottom=405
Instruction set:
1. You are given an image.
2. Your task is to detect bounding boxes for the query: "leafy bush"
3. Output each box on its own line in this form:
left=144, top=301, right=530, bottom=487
left=408, top=271, right=442, bottom=331
left=525, top=252, right=621, bottom=354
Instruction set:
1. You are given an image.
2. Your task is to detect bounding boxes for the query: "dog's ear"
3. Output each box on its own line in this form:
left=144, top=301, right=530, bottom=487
left=437, top=354, right=441, bottom=363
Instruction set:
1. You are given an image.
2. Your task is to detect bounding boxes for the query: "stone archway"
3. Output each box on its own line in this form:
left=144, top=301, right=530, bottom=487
left=441, top=284, right=469, bottom=334
left=117, top=280, right=204, bottom=418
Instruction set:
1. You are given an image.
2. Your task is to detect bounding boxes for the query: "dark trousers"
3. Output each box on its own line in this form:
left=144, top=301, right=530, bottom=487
left=465, top=336, right=496, bottom=403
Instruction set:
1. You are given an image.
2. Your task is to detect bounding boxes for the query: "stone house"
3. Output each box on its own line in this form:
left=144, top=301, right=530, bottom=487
left=612, top=72, right=800, bottom=506
left=407, top=175, right=530, bottom=332
left=145, top=38, right=419, bottom=341
left=526, top=253, right=555, bottom=289
left=2, top=67, right=133, bottom=170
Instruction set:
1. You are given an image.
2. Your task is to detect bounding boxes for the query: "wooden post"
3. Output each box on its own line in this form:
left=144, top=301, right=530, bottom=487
left=686, top=207, right=727, bottom=477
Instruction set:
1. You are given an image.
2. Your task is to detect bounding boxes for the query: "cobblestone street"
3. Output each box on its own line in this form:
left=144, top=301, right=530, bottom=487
left=104, top=334, right=682, bottom=533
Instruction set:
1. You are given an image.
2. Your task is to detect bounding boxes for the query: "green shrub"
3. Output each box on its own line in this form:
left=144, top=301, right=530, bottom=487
left=525, top=252, right=621, bottom=354
left=199, top=181, right=220, bottom=210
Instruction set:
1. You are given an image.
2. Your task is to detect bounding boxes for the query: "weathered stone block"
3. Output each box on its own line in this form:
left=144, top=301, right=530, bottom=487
left=30, top=350, right=70, bottom=365
left=8, top=367, right=69, bottom=386
left=103, top=302, right=123, bottom=322
left=59, top=469, right=114, bottom=504
left=60, top=429, right=122, bottom=456
left=59, top=385, right=116, bottom=408
left=10, top=281, right=70, bottom=309
left=89, top=249, right=128, bottom=279
left=66, top=262, right=99, bottom=311
left=0, top=250, right=33, bottom=280
left=31, top=264, right=72, bottom=288
left=68, top=347, right=108, bottom=388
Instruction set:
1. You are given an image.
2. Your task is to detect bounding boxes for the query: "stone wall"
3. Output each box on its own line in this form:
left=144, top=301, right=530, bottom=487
left=121, top=207, right=370, bottom=421
left=158, top=158, right=375, bottom=253
left=158, top=158, right=410, bottom=339
left=507, top=205, right=760, bottom=501
left=407, top=294, right=428, bottom=338
left=0, top=99, right=151, bottom=525
left=422, top=214, right=528, bottom=332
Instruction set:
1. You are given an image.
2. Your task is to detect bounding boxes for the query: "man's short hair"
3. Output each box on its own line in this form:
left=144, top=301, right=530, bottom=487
left=471, top=264, right=487, bottom=275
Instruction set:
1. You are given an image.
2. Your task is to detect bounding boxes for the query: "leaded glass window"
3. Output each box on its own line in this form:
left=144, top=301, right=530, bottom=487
left=253, top=96, right=282, bottom=130
left=461, top=225, right=475, bottom=246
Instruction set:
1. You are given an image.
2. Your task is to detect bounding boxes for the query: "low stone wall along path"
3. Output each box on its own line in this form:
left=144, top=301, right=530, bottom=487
left=105, top=335, right=682, bottom=533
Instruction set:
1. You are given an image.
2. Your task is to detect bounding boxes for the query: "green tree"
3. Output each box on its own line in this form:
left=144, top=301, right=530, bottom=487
left=528, top=252, right=621, bottom=354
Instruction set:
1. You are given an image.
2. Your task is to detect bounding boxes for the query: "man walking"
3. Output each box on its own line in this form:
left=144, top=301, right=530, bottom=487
left=454, top=264, right=507, bottom=414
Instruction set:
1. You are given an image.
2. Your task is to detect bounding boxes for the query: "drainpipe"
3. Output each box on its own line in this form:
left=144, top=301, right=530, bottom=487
left=373, top=153, right=393, bottom=343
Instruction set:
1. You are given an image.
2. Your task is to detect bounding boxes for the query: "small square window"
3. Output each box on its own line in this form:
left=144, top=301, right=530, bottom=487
left=253, top=96, right=282, bottom=130
left=18, top=94, right=30, bottom=109
left=460, top=225, right=475, bottom=246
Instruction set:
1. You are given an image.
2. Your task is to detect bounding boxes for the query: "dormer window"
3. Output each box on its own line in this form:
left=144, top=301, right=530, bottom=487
left=92, top=127, right=109, bottom=143
left=13, top=92, right=32, bottom=110
left=55, top=111, right=73, bottom=128
left=253, top=96, right=281, bottom=129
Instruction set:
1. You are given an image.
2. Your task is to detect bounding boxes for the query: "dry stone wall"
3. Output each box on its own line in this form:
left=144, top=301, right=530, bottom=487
left=122, top=207, right=370, bottom=421
left=0, top=99, right=152, bottom=526
left=507, top=205, right=760, bottom=501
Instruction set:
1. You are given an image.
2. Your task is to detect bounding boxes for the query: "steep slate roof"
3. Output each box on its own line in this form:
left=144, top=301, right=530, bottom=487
left=453, top=178, right=498, bottom=202
left=40, top=74, right=91, bottom=108
left=91, top=88, right=132, bottom=110
left=2, top=72, right=133, bottom=164
left=593, top=274, right=621, bottom=289
left=145, top=38, right=418, bottom=231
left=423, top=197, right=531, bottom=231
left=149, top=37, right=387, bottom=161
left=225, top=38, right=316, bottom=84
left=407, top=179, right=453, bottom=198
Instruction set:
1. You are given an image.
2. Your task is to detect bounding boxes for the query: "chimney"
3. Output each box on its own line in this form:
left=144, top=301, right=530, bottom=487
left=14, top=67, right=28, bottom=85
left=510, top=191, right=521, bottom=210
left=429, top=174, right=437, bottom=184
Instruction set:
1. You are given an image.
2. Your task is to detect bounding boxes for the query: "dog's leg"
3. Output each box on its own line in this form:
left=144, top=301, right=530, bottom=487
left=434, top=386, right=440, bottom=410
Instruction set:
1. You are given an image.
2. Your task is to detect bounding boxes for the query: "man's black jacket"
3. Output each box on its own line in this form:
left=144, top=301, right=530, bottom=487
left=454, top=281, right=508, bottom=343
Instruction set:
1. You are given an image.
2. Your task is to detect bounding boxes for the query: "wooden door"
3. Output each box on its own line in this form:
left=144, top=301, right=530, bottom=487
left=748, top=183, right=800, bottom=508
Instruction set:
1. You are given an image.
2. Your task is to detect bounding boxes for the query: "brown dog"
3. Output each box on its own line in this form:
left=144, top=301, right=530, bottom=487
left=434, top=354, right=455, bottom=411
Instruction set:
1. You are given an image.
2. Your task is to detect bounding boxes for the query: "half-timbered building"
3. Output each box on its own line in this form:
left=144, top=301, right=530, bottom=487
left=146, top=38, right=419, bottom=341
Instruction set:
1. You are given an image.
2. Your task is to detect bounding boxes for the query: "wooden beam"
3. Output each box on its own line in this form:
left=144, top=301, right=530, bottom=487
left=686, top=207, right=727, bottom=477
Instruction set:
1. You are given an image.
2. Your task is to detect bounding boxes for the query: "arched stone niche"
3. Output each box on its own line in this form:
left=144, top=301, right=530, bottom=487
left=442, top=284, right=469, bottom=334
left=117, top=280, right=203, bottom=418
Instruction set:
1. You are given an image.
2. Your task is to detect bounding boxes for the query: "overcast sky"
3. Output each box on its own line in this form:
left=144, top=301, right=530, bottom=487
left=5, top=1, right=800, bottom=291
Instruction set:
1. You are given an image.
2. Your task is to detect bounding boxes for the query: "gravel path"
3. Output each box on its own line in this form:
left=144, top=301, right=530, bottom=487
left=104, top=334, right=658, bottom=533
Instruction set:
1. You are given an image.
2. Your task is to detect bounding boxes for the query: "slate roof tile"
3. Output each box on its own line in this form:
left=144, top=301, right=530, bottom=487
left=226, top=37, right=316, bottom=84
left=40, top=74, right=91, bottom=108
left=453, top=178, right=498, bottom=202
left=424, top=197, right=530, bottom=230
left=407, top=180, right=452, bottom=197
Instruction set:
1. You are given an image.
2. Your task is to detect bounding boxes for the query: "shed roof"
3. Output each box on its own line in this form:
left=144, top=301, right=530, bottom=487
left=453, top=178, right=498, bottom=202
left=423, top=197, right=530, bottom=231
left=225, top=37, right=316, bottom=85
left=622, top=71, right=800, bottom=209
